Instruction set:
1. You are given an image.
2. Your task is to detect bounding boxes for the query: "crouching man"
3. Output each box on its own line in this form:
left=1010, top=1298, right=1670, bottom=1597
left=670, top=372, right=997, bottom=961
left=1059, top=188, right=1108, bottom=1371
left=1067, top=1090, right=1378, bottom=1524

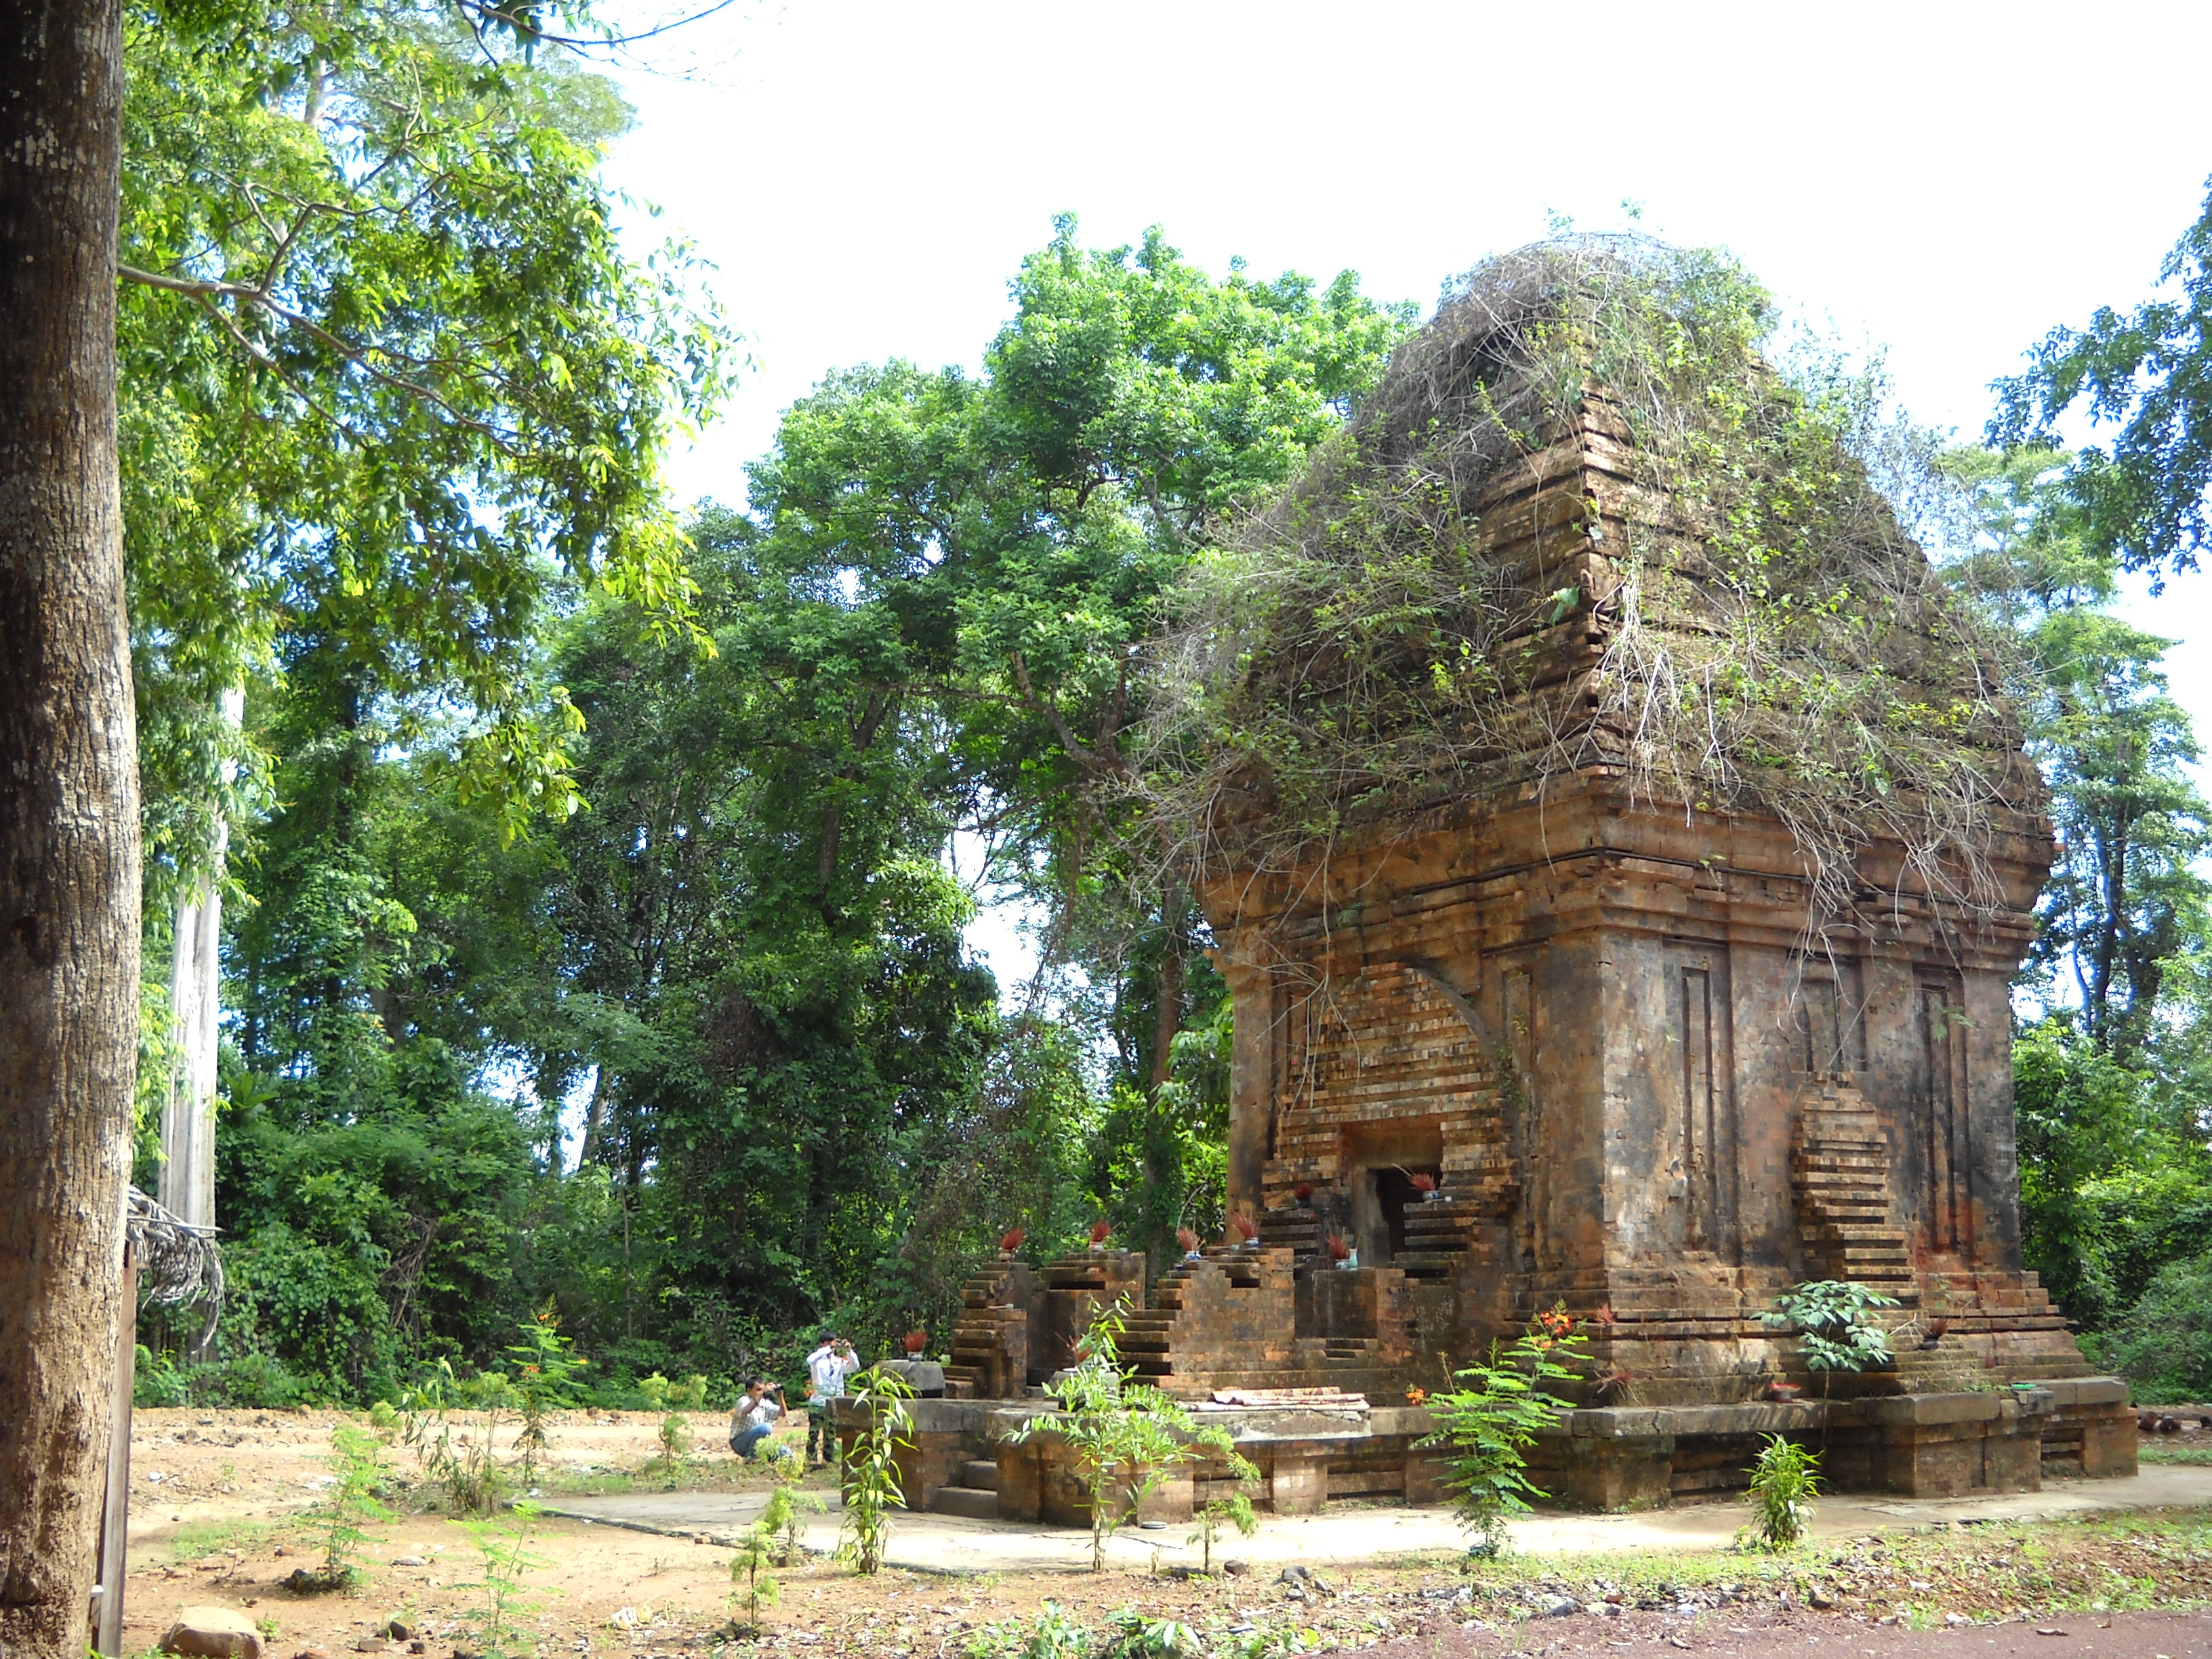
left=729, top=1377, right=787, bottom=1460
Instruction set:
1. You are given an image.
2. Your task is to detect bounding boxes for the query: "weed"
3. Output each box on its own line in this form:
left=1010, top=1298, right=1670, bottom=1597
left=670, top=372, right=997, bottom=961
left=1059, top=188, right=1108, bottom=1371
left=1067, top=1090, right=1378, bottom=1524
left=399, top=1361, right=510, bottom=1515
left=1742, top=1434, right=1820, bottom=1550
left=1761, top=1281, right=1898, bottom=1398
left=288, top=1423, right=392, bottom=1591
left=966, top=1599, right=1094, bottom=1659
left=457, top=1500, right=553, bottom=1658
left=655, top=1412, right=692, bottom=1487
left=1105, top=1606, right=1202, bottom=1658
left=1187, top=1457, right=1259, bottom=1574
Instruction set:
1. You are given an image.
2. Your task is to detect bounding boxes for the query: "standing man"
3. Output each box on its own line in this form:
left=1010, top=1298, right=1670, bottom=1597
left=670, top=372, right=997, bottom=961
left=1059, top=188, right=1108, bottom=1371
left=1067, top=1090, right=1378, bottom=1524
left=804, top=1331, right=862, bottom=1469
left=729, top=1377, right=787, bottom=1460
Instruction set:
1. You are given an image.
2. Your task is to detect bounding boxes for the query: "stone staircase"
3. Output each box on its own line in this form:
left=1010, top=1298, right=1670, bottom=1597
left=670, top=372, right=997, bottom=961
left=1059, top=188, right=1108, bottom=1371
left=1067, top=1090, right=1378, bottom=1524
left=1791, top=1074, right=1915, bottom=1295
left=1396, top=1194, right=1481, bottom=1278
left=930, top=1458, right=999, bottom=1520
left=1258, top=1204, right=1324, bottom=1269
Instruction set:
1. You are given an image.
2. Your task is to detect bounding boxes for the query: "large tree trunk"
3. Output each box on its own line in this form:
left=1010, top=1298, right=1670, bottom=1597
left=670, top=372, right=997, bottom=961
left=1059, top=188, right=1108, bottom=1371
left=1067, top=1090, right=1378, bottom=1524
left=0, top=3, right=138, bottom=1656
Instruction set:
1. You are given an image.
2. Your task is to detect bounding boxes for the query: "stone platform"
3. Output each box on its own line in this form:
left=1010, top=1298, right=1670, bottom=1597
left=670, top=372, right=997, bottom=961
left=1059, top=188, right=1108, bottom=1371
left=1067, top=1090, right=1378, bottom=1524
left=837, top=1376, right=2136, bottom=1522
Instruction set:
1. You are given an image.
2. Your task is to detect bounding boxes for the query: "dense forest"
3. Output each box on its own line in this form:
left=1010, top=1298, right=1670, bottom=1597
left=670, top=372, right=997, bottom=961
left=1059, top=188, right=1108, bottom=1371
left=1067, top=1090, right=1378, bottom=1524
left=121, top=7, right=2212, bottom=1410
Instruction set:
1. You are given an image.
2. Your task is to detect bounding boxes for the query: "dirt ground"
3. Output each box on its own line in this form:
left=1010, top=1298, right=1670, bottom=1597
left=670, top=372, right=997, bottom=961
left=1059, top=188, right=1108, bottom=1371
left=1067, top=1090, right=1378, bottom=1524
left=117, top=1409, right=2212, bottom=1659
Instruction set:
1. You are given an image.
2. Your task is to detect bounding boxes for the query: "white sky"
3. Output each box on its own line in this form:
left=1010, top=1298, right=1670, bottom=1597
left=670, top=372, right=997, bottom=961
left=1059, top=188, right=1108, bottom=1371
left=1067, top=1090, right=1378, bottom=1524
left=596, top=0, right=2212, bottom=989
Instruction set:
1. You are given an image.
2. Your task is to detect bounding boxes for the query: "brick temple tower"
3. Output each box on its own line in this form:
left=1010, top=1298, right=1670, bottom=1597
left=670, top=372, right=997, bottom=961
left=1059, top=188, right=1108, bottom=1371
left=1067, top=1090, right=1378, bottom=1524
left=934, top=243, right=2133, bottom=1509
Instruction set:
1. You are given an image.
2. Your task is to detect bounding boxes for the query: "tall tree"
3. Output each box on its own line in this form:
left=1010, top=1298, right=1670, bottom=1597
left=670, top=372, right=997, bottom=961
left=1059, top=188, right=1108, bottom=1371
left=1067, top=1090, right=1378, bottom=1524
left=1992, top=176, right=2212, bottom=581
left=0, top=3, right=140, bottom=1654
left=1944, top=445, right=2212, bottom=1057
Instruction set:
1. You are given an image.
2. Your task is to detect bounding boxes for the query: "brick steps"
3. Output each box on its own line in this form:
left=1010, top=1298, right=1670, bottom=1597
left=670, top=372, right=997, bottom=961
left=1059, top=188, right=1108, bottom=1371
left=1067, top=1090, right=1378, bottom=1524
left=930, top=1483, right=999, bottom=1520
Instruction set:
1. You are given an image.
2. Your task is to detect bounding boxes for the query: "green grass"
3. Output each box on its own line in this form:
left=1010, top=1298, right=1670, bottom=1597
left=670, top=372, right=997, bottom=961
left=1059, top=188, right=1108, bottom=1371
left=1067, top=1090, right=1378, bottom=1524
left=2137, top=1441, right=2212, bottom=1465
left=158, top=1516, right=286, bottom=1563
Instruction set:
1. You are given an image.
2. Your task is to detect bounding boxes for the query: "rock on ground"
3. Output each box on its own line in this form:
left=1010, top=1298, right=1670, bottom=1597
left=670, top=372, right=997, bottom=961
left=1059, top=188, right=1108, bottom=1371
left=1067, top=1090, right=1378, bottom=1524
left=159, top=1605, right=263, bottom=1658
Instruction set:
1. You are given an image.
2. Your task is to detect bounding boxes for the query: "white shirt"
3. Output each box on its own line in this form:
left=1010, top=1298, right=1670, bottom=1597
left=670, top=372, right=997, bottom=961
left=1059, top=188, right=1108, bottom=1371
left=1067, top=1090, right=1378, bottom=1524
left=806, top=1343, right=861, bottom=1400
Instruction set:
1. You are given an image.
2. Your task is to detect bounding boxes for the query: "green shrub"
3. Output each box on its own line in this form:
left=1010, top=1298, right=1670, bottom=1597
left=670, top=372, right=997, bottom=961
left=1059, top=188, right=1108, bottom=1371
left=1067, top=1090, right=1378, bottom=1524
left=186, top=1352, right=316, bottom=1409
left=135, top=1345, right=189, bottom=1408
left=967, top=1601, right=1094, bottom=1659
left=1761, top=1281, right=1897, bottom=1394
left=1742, top=1434, right=1820, bottom=1550
left=2089, top=1248, right=2212, bottom=1401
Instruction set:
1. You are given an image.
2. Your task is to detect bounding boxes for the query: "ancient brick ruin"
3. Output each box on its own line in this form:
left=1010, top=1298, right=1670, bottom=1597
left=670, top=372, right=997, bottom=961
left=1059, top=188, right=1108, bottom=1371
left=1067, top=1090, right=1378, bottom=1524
left=912, top=247, right=2137, bottom=1519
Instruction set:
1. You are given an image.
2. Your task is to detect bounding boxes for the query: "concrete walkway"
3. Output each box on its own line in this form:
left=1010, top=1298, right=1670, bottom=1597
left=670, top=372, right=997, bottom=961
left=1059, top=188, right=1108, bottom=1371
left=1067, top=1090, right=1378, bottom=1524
left=539, top=1463, right=2212, bottom=1576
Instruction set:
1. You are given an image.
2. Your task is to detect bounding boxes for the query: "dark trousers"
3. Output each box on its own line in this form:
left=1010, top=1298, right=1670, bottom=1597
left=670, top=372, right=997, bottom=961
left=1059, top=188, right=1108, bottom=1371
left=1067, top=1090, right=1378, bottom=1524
left=808, top=1403, right=838, bottom=1465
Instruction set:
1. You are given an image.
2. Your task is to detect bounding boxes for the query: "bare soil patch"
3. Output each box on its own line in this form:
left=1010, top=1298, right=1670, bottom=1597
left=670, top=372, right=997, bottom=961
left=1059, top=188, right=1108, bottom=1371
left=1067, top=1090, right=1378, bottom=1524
left=114, top=1410, right=2212, bottom=1659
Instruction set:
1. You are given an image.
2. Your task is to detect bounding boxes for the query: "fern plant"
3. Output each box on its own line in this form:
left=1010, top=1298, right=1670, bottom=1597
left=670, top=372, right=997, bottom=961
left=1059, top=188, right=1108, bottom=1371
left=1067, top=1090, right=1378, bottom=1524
left=1417, top=1302, right=1587, bottom=1557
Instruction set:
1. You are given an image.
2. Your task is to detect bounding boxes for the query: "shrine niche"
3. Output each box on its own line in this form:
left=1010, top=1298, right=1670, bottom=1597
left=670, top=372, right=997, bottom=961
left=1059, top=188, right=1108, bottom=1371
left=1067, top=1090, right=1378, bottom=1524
left=927, top=240, right=2135, bottom=1511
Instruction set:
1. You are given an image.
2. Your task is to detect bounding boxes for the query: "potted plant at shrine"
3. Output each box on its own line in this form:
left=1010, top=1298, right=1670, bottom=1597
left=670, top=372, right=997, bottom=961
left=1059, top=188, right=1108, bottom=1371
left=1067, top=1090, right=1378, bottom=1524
left=1088, top=1218, right=1112, bottom=1252
left=1294, top=1182, right=1315, bottom=1207
left=1177, top=1226, right=1203, bottom=1263
left=903, top=1330, right=928, bottom=1357
left=1328, top=1234, right=1357, bottom=1270
left=1229, top=1213, right=1260, bottom=1249
left=1411, top=1172, right=1441, bottom=1202
left=999, top=1227, right=1025, bottom=1261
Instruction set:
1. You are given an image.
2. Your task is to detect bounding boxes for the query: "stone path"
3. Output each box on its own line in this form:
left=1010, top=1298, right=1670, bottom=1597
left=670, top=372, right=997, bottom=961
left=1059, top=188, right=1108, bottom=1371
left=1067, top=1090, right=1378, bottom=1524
left=538, top=1464, right=2212, bottom=1576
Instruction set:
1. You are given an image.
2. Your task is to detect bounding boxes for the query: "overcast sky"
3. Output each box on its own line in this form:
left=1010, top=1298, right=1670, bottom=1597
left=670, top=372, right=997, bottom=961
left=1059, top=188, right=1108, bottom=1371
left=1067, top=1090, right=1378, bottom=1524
left=594, top=0, right=2212, bottom=985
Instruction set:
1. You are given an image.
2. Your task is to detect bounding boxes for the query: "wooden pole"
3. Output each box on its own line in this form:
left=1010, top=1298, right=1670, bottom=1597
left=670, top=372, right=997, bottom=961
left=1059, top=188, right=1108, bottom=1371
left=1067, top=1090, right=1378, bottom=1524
left=96, top=1240, right=137, bottom=1658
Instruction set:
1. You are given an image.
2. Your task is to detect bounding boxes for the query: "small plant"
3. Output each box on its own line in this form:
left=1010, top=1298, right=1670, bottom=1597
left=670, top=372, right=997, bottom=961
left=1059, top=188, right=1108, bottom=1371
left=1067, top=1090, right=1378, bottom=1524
left=1761, top=1280, right=1900, bottom=1398
left=762, top=1469, right=825, bottom=1562
left=508, top=1305, right=587, bottom=1493
left=1186, top=1451, right=1260, bottom=1573
left=399, top=1361, right=507, bottom=1515
left=1176, top=1226, right=1202, bottom=1257
left=966, top=1599, right=1094, bottom=1659
left=1105, top=1607, right=1204, bottom=1658
left=1325, top=1234, right=1350, bottom=1263
left=637, top=1372, right=672, bottom=1412
left=670, top=1373, right=710, bottom=1410
left=1743, top=1433, right=1821, bottom=1549
left=1293, top=1183, right=1314, bottom=1203
left=839, top=1366, right=915, bottom=1574
left=903, top=1329, right=928, bottom=1356
left=1000, top=1227, right=1027, bottom=1255
left=1229, top=1212, right=1258, bottom=1243
left=1004, top=1300, right=1244, bottom=1572
left=726, top=1513, right=782, bottom=1629
left=289, top=1423, right=391, bottom=1592
left=458, top=1500, right=552, bottom=1659
left=1418, top=1301, right=1588, bottom=1557
left=134, top=1345, right=189, bottom=1408
left=655, top=1412, right=692, bottom=1487
left=1409, top=1172, right=1437, bottom=1194
left=1090, top=1219, right=1113, bottom=1248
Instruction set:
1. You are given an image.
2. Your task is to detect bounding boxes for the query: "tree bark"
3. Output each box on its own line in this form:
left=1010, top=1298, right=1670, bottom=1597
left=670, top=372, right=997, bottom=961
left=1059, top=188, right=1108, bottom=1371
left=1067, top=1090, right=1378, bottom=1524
left=0, top=3, right=138, bottom=1656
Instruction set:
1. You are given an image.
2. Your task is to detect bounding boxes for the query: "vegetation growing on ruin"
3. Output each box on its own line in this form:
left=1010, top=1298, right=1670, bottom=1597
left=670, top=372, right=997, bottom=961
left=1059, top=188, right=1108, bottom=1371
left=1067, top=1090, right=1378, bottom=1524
left=1136, top=237, right=2029, bottom=937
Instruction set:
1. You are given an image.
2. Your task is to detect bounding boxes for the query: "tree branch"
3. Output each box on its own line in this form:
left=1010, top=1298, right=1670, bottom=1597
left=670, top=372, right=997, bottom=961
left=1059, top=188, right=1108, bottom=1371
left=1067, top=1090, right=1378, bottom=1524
left=118, top=263, right=518, bottom=451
